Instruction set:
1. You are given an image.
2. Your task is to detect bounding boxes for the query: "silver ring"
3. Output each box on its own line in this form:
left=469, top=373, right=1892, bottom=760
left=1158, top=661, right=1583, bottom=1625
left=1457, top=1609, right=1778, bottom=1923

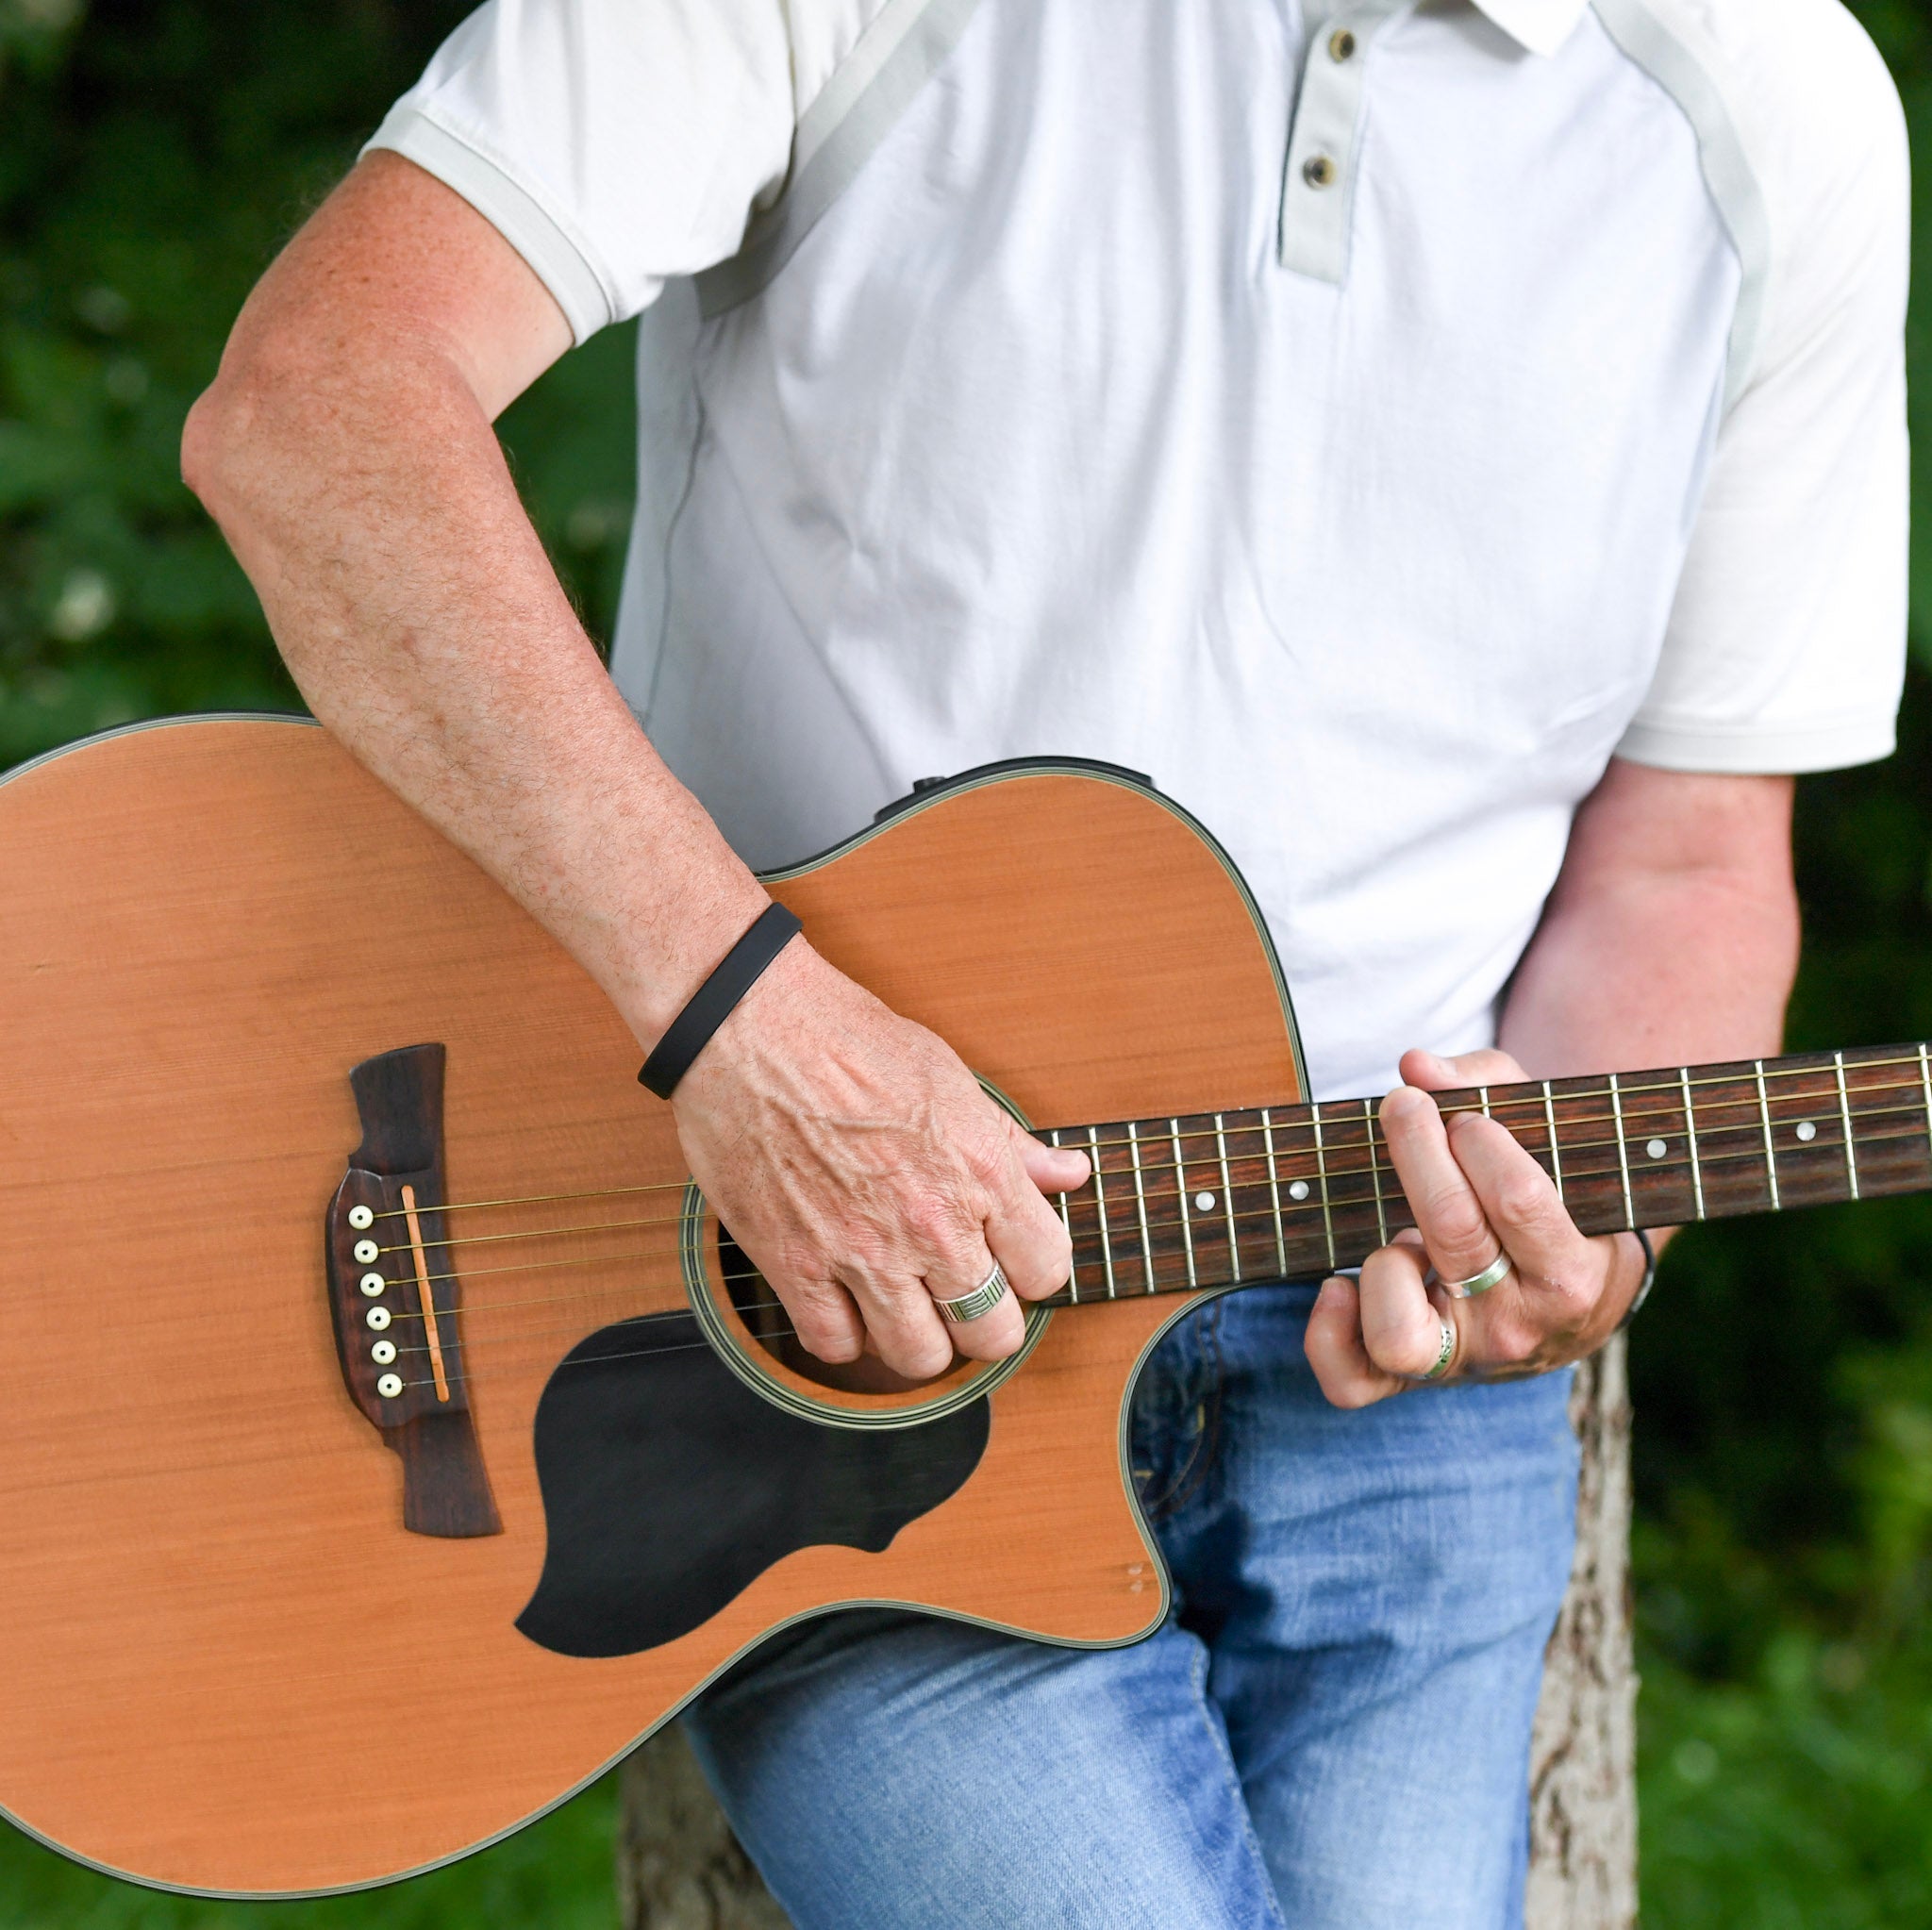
left=933, top=1261, right=1010, bottom=1325
left=1409, top=1318, right=1457, bottom=1382
left=1441, top=1251, right=1513, bottom=1299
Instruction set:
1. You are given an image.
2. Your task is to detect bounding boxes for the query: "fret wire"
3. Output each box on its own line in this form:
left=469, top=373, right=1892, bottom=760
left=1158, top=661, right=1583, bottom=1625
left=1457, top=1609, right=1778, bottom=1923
left=1062, top=1049, right=1932, bottom=1163
left=1049, top=1128, right=1078, bottom=1303
left=1494, top=1103, right=1932, bottom=1188
left=1479, top=1084, right=1491, bottom=1117
left=1052, top=1078, right=1932, bottom=1281
left=1170, top=1120, right=1198, bottom=1289
left=1361, top=1097, right=1389, bottom=1247
left=1835, top=1051, right=1860, bottom=1202
left=1132, top=1074, right=1883, bottom=1187
left=1058, top=1114, right=1932, bottom=1290
left=1922, top=1044, right=1932, bottom=1173
left=1383, top=1102, right=1893, bottom=1174
left=1126, top=1122, right=1158, bottom=1294
left=1215, top=1114, right=1241, bottom=1283
left=1260, top=1107, right=1288, bottom=1276
left=1754, top=1059, right=1781, bottom=1211
left=1608, top=1073, right=1634, bottom=1229
left=1541, top=1080, right=1564, bottom=1199
left=1087, top=1125, right=1118, bottom=1300
left=1679, top=1067, right=1706, bottom=1221
left=1311, top=1102, right=1338, bottom=1271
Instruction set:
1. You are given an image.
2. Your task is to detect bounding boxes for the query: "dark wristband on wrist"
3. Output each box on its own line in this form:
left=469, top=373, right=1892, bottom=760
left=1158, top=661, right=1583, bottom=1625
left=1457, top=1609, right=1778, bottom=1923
left=638, top=902, right=803, bottom=1100
left=1615, top=1227, right=1657, bottom=1332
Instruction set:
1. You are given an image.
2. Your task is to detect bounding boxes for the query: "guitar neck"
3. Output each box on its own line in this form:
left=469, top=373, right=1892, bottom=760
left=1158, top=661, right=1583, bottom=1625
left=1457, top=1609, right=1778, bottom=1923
left=1041, top=1042, right=1932, bottom=1306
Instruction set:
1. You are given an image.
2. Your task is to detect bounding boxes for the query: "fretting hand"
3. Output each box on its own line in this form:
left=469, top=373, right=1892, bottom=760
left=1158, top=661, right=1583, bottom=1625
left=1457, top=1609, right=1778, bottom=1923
left=670, top=938, right=1091, bottom=1379
left=1303, top=1047, right=1650, bottom=1407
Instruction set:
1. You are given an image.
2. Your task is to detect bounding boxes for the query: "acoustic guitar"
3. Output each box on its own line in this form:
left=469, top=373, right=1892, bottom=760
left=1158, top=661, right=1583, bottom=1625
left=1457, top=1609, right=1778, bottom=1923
left=3, top=716, right=1924, bottom=1896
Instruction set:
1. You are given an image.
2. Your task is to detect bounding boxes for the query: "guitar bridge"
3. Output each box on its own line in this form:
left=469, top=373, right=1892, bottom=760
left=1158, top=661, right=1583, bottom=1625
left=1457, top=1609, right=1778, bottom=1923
left=325, top=1043, right=501, bottom=1539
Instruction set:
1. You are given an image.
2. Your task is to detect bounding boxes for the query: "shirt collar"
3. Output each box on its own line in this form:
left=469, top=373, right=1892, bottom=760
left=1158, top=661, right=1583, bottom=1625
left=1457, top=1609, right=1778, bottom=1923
left=1466, top=0, right=1590, bottom=57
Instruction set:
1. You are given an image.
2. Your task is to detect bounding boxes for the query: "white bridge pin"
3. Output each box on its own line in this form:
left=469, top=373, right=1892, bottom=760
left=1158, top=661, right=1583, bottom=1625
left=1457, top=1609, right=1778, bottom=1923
left=352, top=1238, right=378, bottom=1265
left=365, top=1305, right=391, bottom=1331
left=371, top=1339, right=396, bottom=1366
left=375, top=1373, right=404, bottom=1400
left=347, top=1205, right=375, bottom=1230
left=359, top=1273, right=385, bottom=1297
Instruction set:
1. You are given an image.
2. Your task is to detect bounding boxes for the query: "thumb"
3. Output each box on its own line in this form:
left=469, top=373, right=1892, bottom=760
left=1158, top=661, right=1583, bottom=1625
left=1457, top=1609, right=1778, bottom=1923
left=1015, top=1123, right=1091, bottom=1196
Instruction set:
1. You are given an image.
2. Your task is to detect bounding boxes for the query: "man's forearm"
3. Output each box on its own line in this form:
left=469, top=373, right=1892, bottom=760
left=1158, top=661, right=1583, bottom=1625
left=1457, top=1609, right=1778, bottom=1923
left=1499, top=759, right=1802, bottom=1229
left=182, top=158, right=765, bottom=1045
left=1307, top=761, right=1799, bottom=1401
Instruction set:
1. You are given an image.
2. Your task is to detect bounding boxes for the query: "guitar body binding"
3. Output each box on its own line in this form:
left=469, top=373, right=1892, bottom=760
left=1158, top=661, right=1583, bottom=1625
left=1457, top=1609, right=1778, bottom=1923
left=0, top=717, right=1307, bottom=1894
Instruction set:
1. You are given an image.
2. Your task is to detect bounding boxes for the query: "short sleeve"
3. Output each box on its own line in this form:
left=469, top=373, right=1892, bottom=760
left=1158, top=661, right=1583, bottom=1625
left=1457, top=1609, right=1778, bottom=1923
left=1616, top=3, right=1909, bottom=775
left=363, top=0, right=871, bottom=343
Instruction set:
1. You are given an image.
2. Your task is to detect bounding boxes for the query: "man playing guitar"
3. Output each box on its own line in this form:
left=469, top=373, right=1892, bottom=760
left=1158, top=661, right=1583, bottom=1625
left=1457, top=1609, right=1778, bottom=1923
left=182, top=0, right=1907, bottom=1920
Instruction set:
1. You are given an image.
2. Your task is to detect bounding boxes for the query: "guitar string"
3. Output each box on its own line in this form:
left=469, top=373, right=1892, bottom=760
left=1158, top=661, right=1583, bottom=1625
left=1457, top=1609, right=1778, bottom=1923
left=364, top=1112, right=1932, bottom=1338
left=368, top=1051, right=1932, bottom=1223
left=387, top=1109, right=1932, bottom=1393
left=375, top=1104, right=1932, bottom=1323
left=367, top=1076, right=1932, bottom=1263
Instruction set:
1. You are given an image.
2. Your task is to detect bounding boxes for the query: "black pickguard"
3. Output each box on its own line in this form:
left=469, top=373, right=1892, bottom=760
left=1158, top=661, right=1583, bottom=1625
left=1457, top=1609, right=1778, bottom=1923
left=516, top=1314, right=990, bottom=1658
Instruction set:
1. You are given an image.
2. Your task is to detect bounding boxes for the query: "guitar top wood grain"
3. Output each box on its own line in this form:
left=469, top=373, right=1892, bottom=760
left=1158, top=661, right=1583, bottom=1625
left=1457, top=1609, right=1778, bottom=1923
left=0, top=720, right=1299, bottom=1895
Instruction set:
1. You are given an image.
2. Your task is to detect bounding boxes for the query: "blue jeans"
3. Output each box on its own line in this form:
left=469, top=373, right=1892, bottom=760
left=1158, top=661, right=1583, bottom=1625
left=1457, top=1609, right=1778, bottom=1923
left=685, top=1283, right=1579, bottom=1928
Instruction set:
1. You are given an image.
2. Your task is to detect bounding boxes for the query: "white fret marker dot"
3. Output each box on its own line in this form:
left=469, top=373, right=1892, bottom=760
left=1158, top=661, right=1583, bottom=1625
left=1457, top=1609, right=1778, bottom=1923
left=1796, top=1120, right=1817, bottom=1141
left=1645, top=1139, right=1668, bottom=1160
left=1194, top=1191, right=1215, bottom=1213
left=1289, top=1180, right=1311, bottom=1202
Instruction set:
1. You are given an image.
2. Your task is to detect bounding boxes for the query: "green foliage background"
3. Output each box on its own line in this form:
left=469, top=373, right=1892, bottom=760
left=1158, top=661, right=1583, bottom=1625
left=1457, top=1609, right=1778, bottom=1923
left=5, top=1, right=1932, bottom=1922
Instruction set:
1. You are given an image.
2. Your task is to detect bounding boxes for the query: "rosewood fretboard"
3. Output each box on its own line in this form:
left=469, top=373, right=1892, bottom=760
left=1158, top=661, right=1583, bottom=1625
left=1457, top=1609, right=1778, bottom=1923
left=1039, top=1043, right=1932, bottom=1305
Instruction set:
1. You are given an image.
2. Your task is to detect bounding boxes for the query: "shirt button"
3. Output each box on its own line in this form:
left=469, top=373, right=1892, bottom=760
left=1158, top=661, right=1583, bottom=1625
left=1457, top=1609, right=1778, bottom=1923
left=1302, top=154, right=1338, bottom=189
left=1328, top=26, right=1357, bottom=60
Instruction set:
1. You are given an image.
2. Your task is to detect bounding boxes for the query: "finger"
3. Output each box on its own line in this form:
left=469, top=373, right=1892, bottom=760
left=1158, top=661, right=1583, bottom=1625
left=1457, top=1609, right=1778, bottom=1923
left=920, top=1220, right=1024, bottom=1359
left=838, top=1263, right=959, bottom=1381
left=979, top=1121, right=1077, bottom=1301
left=773, top=1276, right=867, bottom=1364
left=1306, top=1274, right=1444, bottom=1414
left=1377, top=1084, right=1506, bottom=1288
left=1441, top=1111, right=1598, bottom=1313
left=1398, top=1046, right=1528, bottom=1094
left=921, top=1240, right=1027, bottom=1363
left=1304, top=1273, right=1409, bottom=1408
left=1018, top=1131, right=1092, bottom=1196
left=1356, top=1234, right=1461, bottom=1381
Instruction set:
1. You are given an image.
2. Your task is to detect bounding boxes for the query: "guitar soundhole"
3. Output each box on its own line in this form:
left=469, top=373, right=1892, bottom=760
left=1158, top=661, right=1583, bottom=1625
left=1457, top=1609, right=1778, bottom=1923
left=718, top=1224, right=967, bottom=1395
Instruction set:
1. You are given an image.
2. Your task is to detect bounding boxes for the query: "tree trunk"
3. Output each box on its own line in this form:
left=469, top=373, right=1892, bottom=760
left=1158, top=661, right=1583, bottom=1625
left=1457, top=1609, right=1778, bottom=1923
left=615, top=1725, right=789, bottom=1930
left=1524, top=1333, right=1640, bottom=1930
left=618, top=1340, right=1638, bottom=1929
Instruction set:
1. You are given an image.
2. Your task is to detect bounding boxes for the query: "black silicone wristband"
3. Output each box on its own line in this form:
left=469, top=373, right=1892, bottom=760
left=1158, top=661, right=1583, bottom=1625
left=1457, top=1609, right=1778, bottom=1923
left=637, top=903, right=803, bottom=1100
left=1615, top=1227, right=1657, bottom=1332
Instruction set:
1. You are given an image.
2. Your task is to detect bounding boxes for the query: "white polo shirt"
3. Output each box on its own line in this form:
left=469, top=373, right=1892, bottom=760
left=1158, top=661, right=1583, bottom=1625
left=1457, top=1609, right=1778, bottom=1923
left=369, top=0, right=1907, bottom=1103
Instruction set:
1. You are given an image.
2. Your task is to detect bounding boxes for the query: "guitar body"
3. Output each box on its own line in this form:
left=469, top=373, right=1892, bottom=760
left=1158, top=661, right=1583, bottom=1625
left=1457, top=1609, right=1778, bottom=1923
left=0, top=718, right=1306, bottom=1895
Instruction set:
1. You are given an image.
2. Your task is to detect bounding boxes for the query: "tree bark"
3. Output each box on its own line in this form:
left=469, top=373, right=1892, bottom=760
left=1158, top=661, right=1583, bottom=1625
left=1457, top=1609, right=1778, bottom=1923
left=618, top=1340, right=1638, bottom=1929
left=615, top=1725, right=788, bottom=1930
left=1524, top=1333, right=1640, bottom=1930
